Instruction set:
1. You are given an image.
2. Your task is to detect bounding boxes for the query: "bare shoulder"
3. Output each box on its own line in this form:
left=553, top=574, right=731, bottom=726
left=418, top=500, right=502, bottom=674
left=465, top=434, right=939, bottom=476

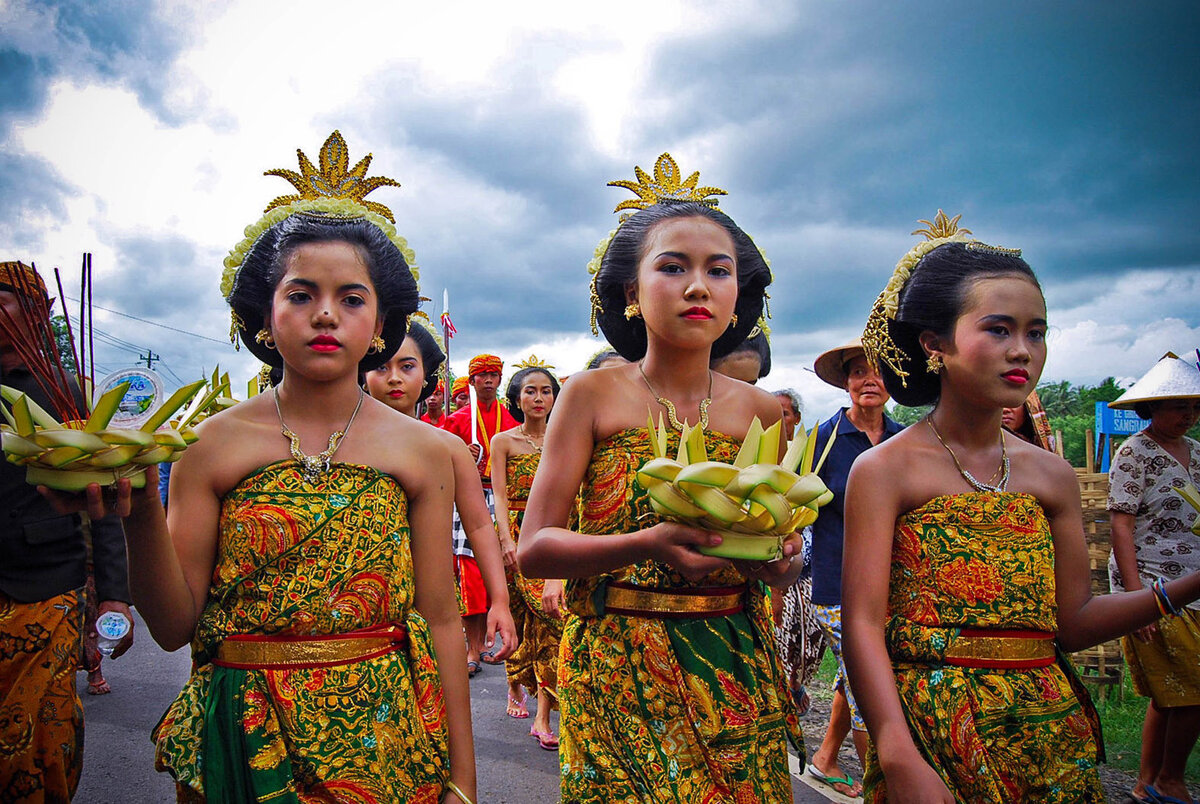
left=1009, top=437, right=1079, bottom=513
left=177, top=394, right=285, bottom=494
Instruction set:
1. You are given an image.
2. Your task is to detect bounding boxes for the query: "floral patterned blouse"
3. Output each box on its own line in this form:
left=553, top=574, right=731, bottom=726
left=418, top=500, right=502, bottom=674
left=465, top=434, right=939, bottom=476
left=1107, top=431, right=1200, bottom=611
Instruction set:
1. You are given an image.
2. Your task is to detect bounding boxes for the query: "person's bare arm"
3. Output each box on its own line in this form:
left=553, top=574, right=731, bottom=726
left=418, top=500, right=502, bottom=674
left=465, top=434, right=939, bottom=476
left=1040, top=456, right=1199, bottom=651
left=489, top=433, right=518, bottom=567
left=842, top=449, right=954, bottom=803
left=447, top=434, right=517, bottom=660
left=1108, top=510, right=1156, bottom=640
left=408, top=441, right=476, bottom=802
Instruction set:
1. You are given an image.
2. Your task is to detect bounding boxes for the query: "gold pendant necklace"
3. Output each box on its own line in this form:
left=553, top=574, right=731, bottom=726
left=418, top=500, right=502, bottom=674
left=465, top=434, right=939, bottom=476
left=273, top=386, right=365, bottom=482
left=637, top=361, right=712, bottom=432
left=517, top=425, right=544, bottom=453
left=925, top=416, right=1009, bottom=493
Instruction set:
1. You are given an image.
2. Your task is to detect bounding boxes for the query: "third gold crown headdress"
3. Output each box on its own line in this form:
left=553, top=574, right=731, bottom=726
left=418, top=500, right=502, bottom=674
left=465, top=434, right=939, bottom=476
left=221, top=131, right=419, bottom=344
left=861, top=210, right=1021, bottom=385
left=588, top=153, right=770, bottom=335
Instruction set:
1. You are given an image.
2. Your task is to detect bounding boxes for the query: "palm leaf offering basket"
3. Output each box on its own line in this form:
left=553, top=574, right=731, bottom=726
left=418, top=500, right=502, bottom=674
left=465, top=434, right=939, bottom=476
left=636, top=413, right=837, bottom=561
left=1, top=377, right=225, bottom=491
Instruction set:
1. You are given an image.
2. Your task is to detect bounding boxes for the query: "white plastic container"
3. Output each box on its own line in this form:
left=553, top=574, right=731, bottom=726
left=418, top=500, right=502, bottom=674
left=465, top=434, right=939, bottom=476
left=95, top=611, right=131, bottom=657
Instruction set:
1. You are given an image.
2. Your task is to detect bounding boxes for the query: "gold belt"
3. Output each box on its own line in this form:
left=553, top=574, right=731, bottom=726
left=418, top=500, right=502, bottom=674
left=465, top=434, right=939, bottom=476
left=604, top=582, right=747, bottom=619
left=214, top=625, right=407, bottom=670
left=508, top=500, right=527, bottom=511
left=942, top=629, right=1056, bottom=669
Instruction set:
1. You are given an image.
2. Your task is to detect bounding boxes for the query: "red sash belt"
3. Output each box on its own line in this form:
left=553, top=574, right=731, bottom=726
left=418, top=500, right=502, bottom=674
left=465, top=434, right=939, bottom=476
left=213, top=624, right=408, bottom=670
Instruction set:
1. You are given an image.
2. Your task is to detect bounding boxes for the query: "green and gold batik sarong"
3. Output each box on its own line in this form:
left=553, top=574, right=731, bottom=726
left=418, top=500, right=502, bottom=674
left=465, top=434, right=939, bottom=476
left=153, top=461, right=449, bottom=803
left=503, top=451, right=563, bottom=698
left=560, top=428, right=802, bottom=804
left=863, top=492, right=1105, bottom=803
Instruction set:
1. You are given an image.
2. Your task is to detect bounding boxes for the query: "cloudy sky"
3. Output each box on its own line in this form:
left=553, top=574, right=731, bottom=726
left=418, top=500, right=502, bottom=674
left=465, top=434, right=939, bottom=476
left=2, top=0, right=1198, bottom=420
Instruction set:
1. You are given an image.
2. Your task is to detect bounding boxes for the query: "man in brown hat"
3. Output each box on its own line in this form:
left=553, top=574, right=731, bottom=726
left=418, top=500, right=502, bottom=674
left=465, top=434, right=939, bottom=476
left=806, top=338, right=904, bottom=797
left=0, top=261, right=132, bottom=801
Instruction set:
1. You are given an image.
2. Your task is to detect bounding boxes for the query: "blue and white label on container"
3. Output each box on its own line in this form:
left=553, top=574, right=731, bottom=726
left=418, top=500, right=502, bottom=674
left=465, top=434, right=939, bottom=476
left=97, top=368, right=164, bottom=428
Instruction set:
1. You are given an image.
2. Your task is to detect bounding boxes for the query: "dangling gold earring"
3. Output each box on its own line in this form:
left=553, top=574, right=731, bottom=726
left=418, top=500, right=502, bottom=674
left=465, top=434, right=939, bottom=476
left=255, top=328, right=276, bottom=349
left=926, top=353, right=943, bottom=374
left=368, top=335, right=386, bottom=354
left=728, top=313, right=738, bottom=328
left=624, top=303, right=641, bottom=320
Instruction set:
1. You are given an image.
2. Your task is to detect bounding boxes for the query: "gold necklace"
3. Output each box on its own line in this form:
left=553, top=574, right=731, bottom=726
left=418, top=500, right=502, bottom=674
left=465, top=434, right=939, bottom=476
left=925, top=416, right=1009, bottom=493
left=517, top=424, right=544, bottom=453
left=637, top=361, right=712, bottom=431
left=273, top=386, right=365, bottom=482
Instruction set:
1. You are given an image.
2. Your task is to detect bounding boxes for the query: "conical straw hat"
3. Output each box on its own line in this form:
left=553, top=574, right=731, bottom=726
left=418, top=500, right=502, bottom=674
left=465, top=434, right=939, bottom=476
left=1108, top=351, right=1200, bottom=410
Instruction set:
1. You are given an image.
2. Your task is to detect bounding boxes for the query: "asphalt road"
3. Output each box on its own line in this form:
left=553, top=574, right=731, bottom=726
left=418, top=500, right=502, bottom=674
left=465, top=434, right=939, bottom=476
left=74, top=610, right=832, bottom=802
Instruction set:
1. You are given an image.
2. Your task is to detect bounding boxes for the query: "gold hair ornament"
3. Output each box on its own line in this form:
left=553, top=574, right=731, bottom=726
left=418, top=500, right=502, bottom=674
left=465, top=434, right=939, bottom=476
left=862, top=210, right=1020, bottom=386
left=221, top=132, right=420, bottom=334
left=513, top=355, right=556, bottom=372
left=588, top=154, right=772, bottom=335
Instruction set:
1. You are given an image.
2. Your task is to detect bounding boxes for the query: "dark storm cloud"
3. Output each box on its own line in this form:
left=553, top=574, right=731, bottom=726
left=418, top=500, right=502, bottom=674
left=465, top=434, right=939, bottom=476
left=0, top=148, right=73, bottom=254
left=100, top=233, right=210, bottom=319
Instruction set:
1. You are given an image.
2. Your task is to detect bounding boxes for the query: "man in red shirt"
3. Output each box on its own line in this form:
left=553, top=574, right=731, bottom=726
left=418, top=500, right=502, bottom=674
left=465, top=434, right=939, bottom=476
left=442, top=354, right=518, bottom=669
left=419, top=379, right=446, bottom=427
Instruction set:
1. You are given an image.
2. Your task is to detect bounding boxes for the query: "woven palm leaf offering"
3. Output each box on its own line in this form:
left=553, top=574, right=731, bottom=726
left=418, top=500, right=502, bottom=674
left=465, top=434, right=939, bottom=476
left=1175, top=484, right=1200, bottom=536
left=636, top=412, right=837, bottom=560
left=0, top=257, right=218, bottom=491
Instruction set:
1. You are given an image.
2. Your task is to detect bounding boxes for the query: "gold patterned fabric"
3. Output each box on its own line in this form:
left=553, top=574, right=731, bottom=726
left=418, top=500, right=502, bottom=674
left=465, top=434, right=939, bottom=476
left=0, top=589, right=84, bottom=803
left=561, top=427, right=801, bottom=803
left=153, top=461, right=449, bottom=803
left=863, top=492, right=1105, bottom=803
left=503, top=451, right=562, bottom=698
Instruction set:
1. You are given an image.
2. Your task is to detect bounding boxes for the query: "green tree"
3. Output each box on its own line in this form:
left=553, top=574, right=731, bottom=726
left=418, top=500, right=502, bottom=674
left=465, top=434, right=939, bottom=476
left=889, top=403, right=931, bottom=426
left=50, top=315, right=78, bottom=374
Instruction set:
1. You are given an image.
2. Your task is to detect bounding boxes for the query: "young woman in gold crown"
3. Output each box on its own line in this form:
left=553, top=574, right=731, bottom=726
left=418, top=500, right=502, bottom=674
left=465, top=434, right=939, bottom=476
left=54, top=133, right=476, bottom=804
left=490, top=357, right=563, bottom=747
left=519, top=155, right=806, bottom=802
left=841, top=212, right=1200, bottom=803
left=363, top=316, right=518, bottom=672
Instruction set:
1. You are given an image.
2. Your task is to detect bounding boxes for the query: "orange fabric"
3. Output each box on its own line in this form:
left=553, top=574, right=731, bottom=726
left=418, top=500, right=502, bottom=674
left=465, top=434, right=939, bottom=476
left=0, top=261, right=47, bottom=298
left=450, top=377, right=469, bottom=397
left=0, top=589, right=85, bottom=802
left=455, top=556, right=488, bottom=616
left=468, top=354, right=503, bottom=377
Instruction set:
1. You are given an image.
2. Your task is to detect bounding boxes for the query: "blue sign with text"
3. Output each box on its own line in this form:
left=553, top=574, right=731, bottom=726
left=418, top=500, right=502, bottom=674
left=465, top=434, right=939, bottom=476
left=1094, top=402, right=1143, bottom=472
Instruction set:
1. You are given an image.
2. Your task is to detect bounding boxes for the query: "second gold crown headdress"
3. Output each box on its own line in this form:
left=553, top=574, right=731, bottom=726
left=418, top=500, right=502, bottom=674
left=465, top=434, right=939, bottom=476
left=862, top=210, right=1021, bottom=385
left=588, top=153, right=771, bottom=336
left=513, top=355, right=556, bottom=372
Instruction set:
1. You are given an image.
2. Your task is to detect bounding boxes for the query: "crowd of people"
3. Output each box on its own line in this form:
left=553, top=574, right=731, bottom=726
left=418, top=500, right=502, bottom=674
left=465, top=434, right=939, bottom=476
left=1, top=133, right=1199, bottom=804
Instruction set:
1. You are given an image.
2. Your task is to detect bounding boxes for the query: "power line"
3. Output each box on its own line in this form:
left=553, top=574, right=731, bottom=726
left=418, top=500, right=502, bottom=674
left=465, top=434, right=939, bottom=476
left=63, top=295, right=229, bottom=345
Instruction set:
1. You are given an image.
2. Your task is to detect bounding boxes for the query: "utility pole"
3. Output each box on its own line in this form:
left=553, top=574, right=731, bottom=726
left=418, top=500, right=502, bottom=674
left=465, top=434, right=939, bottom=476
left=139, top=351, right=159, bottom=369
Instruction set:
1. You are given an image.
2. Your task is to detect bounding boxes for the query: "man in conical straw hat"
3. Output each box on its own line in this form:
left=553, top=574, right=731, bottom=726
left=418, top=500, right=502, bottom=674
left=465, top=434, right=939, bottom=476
left=1106, top=351, right=1200, bottom=804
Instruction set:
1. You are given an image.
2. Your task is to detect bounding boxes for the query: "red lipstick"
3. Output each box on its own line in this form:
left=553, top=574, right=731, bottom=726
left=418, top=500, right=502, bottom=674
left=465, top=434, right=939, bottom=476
left=682, top=306, right=713, bottom=320
left=1002, top=369, right=1029, bottom=385
left=309, top=334, right=341, bottom=352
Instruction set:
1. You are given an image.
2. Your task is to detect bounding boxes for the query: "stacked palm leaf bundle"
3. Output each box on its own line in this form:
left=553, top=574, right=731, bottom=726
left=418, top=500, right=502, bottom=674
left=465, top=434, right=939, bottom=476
left=0, top=257, right=219, bottom=490
left=636, top=413, right=837, bottom=561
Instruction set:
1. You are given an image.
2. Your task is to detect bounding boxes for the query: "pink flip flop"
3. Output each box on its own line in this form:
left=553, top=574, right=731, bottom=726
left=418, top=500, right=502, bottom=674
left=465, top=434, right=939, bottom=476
left=530, top=727, right=559, bottom=750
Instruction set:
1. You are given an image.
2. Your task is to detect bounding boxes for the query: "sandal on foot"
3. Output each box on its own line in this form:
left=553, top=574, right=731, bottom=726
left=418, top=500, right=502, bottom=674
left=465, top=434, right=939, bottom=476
left=480, top=649, right=501, bottom=665
left=467, top=661, right=481, bottom=677
left=506, top=690, right=529, bottom=718
left=530, top=728, right=559, bottom=750
left=1145, top=786, right=1195, bottom=804
left=86, top=670, right=111, bottom=695
left=806, top=763, right=861, bottom=797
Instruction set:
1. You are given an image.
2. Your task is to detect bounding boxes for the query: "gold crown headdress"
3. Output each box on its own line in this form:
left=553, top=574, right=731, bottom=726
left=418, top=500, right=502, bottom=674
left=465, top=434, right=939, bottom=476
left=513, top=355, right=556, bottom=372
left=862, top=210, right=1022, bottom=385
left=221, top=131, right=420, bottom=344
left=588, top=153, right=770, bottom=336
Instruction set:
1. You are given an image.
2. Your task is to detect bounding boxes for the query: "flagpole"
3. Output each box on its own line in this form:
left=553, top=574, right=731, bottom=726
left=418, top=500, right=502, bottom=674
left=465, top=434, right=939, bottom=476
left=442, top=289, right=452, bottom=420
